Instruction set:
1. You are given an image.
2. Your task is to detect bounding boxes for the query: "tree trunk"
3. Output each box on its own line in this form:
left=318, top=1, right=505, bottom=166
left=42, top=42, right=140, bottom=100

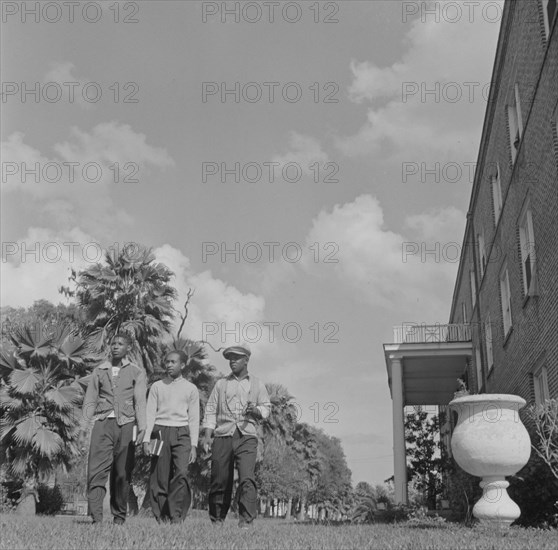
left=264, top=498, right=271, bottom=518
left=16, top=480, right=38, bottom=516
left=285, top=497, right=292, bottom=520
left=297, top=496, right=306, bottom=521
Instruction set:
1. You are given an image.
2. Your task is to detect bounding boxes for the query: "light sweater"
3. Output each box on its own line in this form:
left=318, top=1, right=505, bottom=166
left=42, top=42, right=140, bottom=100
left=143, top=377, right=200, bottom=446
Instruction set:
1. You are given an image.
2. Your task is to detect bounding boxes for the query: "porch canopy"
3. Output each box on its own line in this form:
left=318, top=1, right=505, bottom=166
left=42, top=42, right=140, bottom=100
left=383, top=324, right=472, bottom=504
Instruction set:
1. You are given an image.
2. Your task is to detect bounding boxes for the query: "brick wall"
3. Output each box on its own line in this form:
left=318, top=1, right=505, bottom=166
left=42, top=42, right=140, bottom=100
left=449, top=0, right=558, bottom=404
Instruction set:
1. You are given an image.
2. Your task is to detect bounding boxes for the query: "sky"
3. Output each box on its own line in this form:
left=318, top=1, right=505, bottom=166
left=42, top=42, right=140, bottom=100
left=0, top=0, right=504, bottom=485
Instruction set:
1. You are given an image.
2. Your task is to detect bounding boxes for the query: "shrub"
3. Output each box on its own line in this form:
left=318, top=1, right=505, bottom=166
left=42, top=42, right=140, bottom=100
left=444, top=460, right=481, bottom=524
left=36, top=485, right=64, bottom=516
left=509, top=402, right=558, bottom=528
left=509, top=451, right=558, bottom=528
left=0, top=479, right=23, bottom=514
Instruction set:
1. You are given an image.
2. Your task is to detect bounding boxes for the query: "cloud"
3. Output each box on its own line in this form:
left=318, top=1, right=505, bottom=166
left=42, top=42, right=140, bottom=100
left=44, top=61, right=92, bottom=108
left=273, top=131, right=329, bottom=176
left=300, top=194, right=465, bottom=321
left=1, top=123, right=174, bottom=237
left=153, top=244, right=268, bottom=354
left=0, top=226, right=97, bottom=308
left=337, top=0, right=503, bottom=167
left=1, top=239, right=270, bottom=359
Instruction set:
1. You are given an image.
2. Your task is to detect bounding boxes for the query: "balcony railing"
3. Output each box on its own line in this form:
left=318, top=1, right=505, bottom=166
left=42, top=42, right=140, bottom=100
left=392, top=323, right=472, bottom=344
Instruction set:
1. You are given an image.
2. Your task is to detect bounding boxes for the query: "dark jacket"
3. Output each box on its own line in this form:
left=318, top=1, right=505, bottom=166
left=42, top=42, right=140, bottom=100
left=81, top=358, right=147, bottom=430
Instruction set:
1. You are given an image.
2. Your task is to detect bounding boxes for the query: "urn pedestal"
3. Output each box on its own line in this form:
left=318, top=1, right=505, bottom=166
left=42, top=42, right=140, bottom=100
left=449, top=394, right=531, bottom=527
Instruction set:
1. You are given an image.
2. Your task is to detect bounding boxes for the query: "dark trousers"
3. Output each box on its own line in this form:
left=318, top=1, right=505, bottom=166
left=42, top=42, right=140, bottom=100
left=149, top=425, right=192, bottom=522
left=87, top=418, right=135, bottom=522
left=209, top=428, right=258, bottom=524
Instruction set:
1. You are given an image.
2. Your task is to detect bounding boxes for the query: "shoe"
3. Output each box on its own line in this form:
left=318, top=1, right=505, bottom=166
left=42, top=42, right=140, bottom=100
left=113, top=517, right=125, bottom=525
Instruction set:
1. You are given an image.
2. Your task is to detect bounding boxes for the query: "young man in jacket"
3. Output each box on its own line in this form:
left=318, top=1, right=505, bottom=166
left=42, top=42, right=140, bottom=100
left=80, top=333, right=146, bottom=524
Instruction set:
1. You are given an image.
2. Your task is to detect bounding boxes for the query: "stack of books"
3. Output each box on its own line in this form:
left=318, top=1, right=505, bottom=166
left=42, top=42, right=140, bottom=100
left=149, top=430, right=164, bottom=456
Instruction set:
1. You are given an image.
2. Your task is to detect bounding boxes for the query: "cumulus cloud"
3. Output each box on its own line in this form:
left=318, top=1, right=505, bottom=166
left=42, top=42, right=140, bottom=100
left=1, top=123, right=174, bottom=237
left=1, top=226, right=97, bottom=308
left=273, top=131, right=329, bottom=176
left=153, top=244, right=268, bottom=356
left=44, top=61, right=92, bottom=108
left=338, top=0, right=503, bottom=167
left=300, top=194, right=465, bottom=321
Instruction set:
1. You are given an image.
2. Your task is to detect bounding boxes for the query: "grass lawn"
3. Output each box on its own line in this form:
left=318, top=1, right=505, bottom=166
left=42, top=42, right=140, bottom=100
left=1, top=513, right=556, bottom=550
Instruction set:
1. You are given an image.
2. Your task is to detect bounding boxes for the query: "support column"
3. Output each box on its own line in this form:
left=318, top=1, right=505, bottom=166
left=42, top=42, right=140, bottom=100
left=391, top=356, right=407, bottom=504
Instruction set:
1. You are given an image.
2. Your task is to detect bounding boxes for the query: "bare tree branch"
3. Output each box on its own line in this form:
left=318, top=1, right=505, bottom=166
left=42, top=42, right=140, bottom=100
left=176, top=288, right=195, bottom=340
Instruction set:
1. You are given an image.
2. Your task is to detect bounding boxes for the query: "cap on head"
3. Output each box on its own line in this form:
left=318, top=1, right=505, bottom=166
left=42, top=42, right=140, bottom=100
left=223, top=342, right=252, bottom=359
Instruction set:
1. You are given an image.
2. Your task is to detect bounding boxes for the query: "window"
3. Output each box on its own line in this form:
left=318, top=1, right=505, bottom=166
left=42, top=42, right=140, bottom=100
left=499, top=265, right=513, bottom=337
left=484, top=315, right=494, bottom=371
left=477, top=232, right=487, bottom=280
left=470, top=270, right=477, bottom=308
left=534, top=366, right=550, bottom=405
left=507, top=84, right=523, bottom=163
left=519, top=204, right=537, bottom=296
left=492, top=164, right=503, bottom=223
left=542, top=0, right=557, bottom=40
left=475, top=347, right=483, bottom=392
left=461, top=302, right=468, bottom=324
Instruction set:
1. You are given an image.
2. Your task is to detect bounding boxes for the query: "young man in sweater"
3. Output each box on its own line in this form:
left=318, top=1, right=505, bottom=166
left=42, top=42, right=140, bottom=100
left=80, top=333, right=147, bottom=525
left=201, top=342, right=270, bottom=528
left=143, top=350, right=200, bottom=523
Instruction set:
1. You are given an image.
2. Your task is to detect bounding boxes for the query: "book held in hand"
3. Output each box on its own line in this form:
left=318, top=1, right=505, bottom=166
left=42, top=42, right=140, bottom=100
left=149, top=430, right=164, bottom=456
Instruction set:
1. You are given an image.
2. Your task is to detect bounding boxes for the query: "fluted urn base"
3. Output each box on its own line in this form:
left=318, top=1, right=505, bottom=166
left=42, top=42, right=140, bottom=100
left=473, top=477, right=520, bottom=527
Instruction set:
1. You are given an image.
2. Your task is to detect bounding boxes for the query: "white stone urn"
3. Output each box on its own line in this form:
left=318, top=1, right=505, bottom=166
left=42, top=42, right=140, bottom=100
left=449, top=394, right=531, bottom=527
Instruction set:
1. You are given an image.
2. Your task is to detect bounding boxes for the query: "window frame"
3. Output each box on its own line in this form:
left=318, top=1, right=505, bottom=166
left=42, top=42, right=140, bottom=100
left=499, top=264, right=513, bottom=338
left=470, top=269, right=477, bottom=309
left=477, top=232, right=487, bottom=280
left=507, top=84, right=523, bottom=164
left=533, top=366, right=550, bottom=405
left=475, top=347, right=483, bottom=392
left=491, top=163, right=503, bottom=224
left=542, top=0, right=557, bottom=40
left=484, top=314, right=494, bottom=372
left=518, top=202, right=538, bottom=297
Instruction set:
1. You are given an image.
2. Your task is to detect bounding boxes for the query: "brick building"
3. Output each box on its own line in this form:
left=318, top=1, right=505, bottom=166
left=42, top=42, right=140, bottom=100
left=449, top=0, right=558, bottom=403
left=384, top=0, right=557, bottom=504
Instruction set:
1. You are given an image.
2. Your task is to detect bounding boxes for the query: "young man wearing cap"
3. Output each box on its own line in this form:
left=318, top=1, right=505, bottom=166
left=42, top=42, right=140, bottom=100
left=79, top=333, right=147, bottom=525
left=201, top=342, right=270, bottom=528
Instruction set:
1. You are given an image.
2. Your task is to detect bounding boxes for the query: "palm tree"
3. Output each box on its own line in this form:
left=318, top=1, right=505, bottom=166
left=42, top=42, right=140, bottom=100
left=262, top=383, right=298, bottom=445
left=0, top=323, right=95, bottom=513
left=291, top=423, right=323, bottom=520
left=67, top=245, right=177, bottom=373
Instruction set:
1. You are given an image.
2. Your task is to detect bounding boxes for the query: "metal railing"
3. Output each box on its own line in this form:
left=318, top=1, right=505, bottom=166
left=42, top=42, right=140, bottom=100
left=392, top=323, right=472, bottom=344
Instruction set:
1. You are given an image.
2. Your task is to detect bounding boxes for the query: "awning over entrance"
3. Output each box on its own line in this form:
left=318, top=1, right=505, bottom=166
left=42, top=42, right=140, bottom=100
left=384, top=342, right=472, bottom=406
left=382, top=324, right=472, bottom=504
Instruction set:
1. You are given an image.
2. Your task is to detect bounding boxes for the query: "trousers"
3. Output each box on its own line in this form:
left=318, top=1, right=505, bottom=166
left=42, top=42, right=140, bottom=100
left=87, top=418, right=135, bottom=522
left=149, top=425, right=192, bottom=522
left=209, top=428, right=258, bottom=523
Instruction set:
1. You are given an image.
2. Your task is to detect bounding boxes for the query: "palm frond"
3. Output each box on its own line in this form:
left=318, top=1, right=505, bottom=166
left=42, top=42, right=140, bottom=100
left=44, top=385, right=82, bottom=410
left=9, top=368, right=40, bottom=395
left=33, top=427, right=63, bottom=457
left=13, top=414, right=44, bottom=445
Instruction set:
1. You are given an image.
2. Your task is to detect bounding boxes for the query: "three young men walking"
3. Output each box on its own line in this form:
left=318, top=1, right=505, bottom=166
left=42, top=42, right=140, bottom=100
left=81, top=337, right=268, bottom=527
